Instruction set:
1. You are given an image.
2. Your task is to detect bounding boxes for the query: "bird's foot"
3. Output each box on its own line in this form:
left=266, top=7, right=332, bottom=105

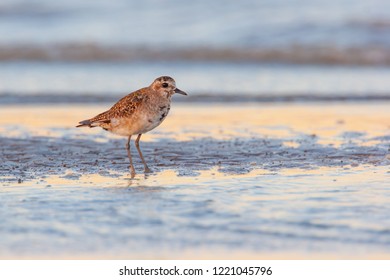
left=144, top=166, right=152, bottom=174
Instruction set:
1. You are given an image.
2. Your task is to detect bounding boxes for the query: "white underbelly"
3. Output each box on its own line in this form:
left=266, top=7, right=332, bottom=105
left=108, top=108, right=169, bottom=136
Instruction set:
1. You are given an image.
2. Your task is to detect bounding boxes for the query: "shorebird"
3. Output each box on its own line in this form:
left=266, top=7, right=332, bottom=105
left=76, top=76, right=187, bottom=178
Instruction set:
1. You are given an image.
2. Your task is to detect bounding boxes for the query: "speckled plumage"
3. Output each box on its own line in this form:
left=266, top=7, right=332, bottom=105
left=77, top=76, right=187, bottom=177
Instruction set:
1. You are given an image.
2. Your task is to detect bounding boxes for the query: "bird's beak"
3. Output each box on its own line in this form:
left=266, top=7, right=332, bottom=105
left=174, top=88, right=188, bottom=95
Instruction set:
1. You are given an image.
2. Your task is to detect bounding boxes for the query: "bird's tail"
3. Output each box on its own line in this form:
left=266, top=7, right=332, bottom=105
left=76, top=111, right=110, bottom=128
left=76, top=119, right=94, bottom=128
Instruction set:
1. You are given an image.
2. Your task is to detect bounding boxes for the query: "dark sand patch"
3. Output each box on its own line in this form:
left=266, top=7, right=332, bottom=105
left=1, top=133, right=388, bottom=183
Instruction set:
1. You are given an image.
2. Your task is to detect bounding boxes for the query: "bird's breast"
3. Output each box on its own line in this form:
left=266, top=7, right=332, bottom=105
left=147, top=104, right=170, bottom=125
left=157, top=104, right=170, bottom=121
left=134, top=100, right=170, bottom=134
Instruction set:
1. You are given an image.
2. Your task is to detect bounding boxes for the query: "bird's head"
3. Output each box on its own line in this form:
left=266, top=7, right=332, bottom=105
left=150, top=76, right=187, bottom=97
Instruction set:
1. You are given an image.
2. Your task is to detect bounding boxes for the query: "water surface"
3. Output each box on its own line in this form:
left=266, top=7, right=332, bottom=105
left=1, top=104, right=389, bottom=259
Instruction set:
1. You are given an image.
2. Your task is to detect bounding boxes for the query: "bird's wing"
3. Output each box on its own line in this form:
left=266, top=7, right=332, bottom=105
left=76, top=88, right=150, bottom=127
left=107, top=87, right=149, bottom=119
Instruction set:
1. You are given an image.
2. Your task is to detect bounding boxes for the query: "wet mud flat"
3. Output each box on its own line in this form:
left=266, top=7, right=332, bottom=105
left=0, top=103, right=389, bottom=259
left=1, top=103, right=388, bottom=183
left=0, top=130, right=388, bottom=184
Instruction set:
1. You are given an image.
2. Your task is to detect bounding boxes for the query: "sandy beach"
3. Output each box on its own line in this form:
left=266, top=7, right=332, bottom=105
left=1, top=102, right=389, bottom=259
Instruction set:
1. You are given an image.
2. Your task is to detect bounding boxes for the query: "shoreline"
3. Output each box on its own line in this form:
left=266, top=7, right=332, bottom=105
left=1, top=102, right=389, bottom=184
left=1, top=93, right=390, bottom=105
left=1, top=102, right=389, bottom=259
left=0, top=103, right=390, bottom=180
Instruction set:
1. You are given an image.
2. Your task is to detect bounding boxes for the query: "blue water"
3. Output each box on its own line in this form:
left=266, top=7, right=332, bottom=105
left=1, top=0, right=389, bottom=48
left=1, top=166, right=390, bottom=259
left=0, top=0, right=390, bottom=98
left=1, top=62, right=390, bottom=97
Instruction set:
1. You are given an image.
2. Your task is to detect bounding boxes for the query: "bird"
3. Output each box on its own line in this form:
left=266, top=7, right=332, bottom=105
left=76, top=76, right=187, bottom=178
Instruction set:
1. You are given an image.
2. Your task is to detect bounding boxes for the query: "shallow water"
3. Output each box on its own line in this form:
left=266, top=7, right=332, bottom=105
left=1, top=165, right=389, bottom=259
left=1, top=104, right=389, bottom=259
left=1, top=0, right=390, bottom=104
left=1, top=62, right=390, bottom=98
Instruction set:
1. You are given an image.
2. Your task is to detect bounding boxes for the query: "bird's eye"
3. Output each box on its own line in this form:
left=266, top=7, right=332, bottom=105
left=162, top=83, right=169, bottom=88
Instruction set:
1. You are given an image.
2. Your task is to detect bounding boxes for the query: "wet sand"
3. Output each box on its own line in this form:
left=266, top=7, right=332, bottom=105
left=1, top=103, right=389, bottom=259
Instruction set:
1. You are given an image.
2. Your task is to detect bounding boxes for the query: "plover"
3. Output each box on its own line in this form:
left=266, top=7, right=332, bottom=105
left=76, top=76, right=187, bottom=177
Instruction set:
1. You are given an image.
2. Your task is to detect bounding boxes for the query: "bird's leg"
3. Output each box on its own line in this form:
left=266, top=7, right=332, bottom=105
left=135, top=134, right=152, bottom=173
left=125, top=135, right=136, bottom=178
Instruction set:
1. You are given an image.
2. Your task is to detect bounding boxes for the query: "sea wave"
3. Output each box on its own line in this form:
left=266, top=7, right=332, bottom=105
left=1, top=93, right=389, bottom=105
left=1, top=43, right=390, bottom=65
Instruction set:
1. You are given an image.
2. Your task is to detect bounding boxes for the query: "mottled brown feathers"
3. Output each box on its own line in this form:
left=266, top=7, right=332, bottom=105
left=77, top=88, right=149, bottom=127
left=75, top=76, right=187, bottom=177
left=156, top=76, right=174, bottom=82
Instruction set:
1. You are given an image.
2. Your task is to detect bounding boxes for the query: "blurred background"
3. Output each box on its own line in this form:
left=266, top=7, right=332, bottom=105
left=1, top=0, right=390, bottom=260
left=1, top=0, right=390, bottom=102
